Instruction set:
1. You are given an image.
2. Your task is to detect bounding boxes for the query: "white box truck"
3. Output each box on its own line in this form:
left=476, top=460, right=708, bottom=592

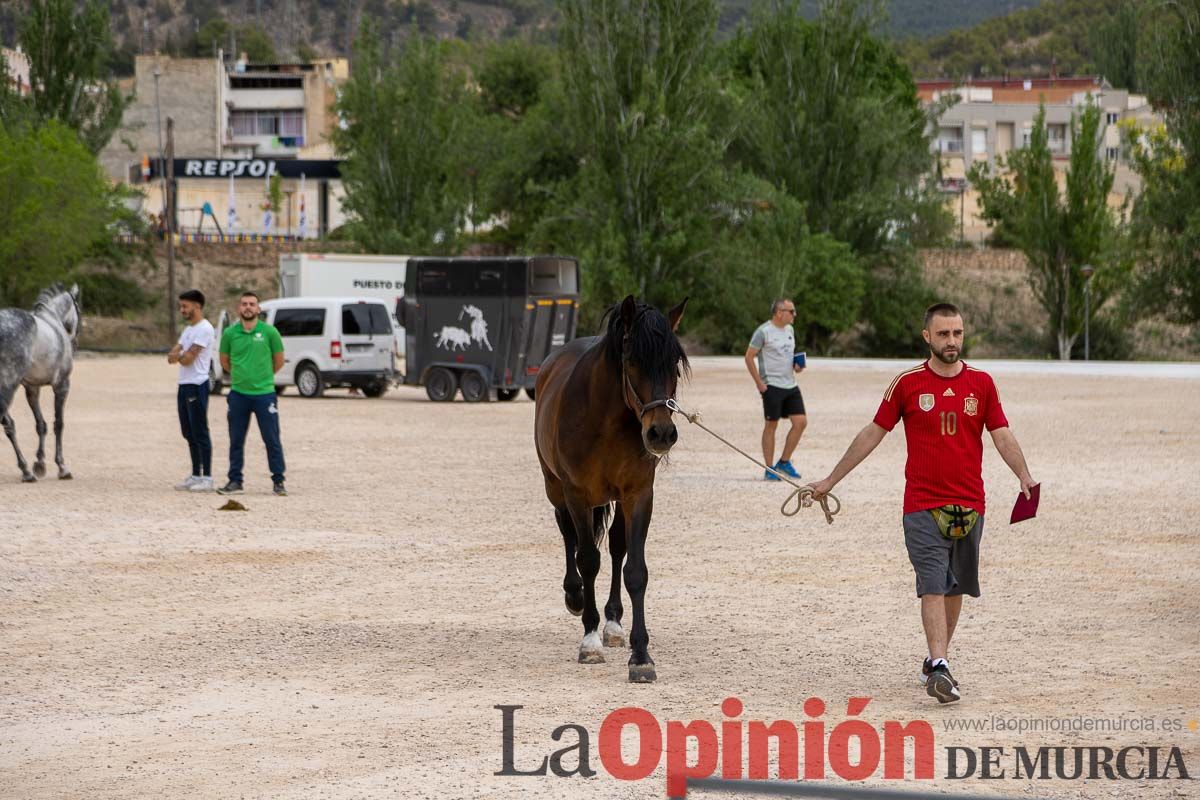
left=278, top=252, right=409, bottom=355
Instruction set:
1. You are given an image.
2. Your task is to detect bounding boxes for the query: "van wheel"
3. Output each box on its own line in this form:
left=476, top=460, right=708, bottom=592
left=460, top=371, right=489, bottom=402
left=496, top=388, right=519, bottom=402
left=425, top=368, right=458, bottom=402
left=296, top=363, right=324, bottom=398
left=524, top=387, right=536, bottom=401
left=362, top=381, right=388, bottom=398
left=208, top=367, right=223, bottom=396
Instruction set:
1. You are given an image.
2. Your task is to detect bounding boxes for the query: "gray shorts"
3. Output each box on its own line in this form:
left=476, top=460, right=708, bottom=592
left=902, top=510, right=985, bottom=598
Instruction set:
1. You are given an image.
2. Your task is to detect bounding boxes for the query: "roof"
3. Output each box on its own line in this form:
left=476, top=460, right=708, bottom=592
left=916, top=76, right=1112, bottom=105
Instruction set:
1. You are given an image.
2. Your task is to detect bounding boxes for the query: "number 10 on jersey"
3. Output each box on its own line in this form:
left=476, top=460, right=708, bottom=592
left=940, top=411, right=957, bottom=436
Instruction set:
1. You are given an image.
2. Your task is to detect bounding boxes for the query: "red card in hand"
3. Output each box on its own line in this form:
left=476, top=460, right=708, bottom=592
left=1010, top=483, right=1040, bottom=524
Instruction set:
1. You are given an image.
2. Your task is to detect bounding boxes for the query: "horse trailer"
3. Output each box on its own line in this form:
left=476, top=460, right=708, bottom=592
left=397, top=256, right=580, bottom=402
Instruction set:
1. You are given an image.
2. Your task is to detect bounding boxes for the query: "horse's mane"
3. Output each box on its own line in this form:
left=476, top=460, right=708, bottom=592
left=601, top=300, right=690, bottom=384
left=34, top=282, right=67, bottom=310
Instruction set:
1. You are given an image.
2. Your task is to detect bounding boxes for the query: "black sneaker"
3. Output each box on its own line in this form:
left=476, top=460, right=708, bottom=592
left=216, top=480, right=243, bottom=495
left=921, top=657, right=959, bottom=688
left=925, top=663, right=961, bottom=704
left=273, top=481, right=287, bottom=496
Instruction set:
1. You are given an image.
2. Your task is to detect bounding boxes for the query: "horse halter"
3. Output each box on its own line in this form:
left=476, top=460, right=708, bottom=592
left=620, top=332, right=675, bottom=420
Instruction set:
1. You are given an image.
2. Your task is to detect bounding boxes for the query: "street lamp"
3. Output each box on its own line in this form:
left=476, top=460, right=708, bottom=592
left=1079, top=264, right=1095, bottom=361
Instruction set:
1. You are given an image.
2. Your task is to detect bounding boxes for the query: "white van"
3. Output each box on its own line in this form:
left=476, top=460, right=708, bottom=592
left=211, top=297, right=396, bottom=398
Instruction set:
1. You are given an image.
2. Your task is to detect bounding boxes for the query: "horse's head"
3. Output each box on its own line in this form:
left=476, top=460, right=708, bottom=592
left=606, top=294, right=689, bottom=458
left=35, top=282, right=82, bottom=344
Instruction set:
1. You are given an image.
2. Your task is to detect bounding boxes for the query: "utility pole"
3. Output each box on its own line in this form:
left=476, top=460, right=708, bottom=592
left=166, top=117, right=177, bottom=342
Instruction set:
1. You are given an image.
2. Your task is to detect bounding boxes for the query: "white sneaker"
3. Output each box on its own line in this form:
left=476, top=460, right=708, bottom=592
left=175, top=475, right=200, bottom=491
left=189, top=476, right=215, bottom=493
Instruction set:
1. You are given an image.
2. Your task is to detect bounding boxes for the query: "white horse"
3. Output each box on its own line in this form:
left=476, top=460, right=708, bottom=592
left=0, top=283, right=81, bottom=482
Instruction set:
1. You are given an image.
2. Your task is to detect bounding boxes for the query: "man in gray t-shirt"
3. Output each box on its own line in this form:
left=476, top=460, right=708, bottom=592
left=744, top=298, right=807, bottom=481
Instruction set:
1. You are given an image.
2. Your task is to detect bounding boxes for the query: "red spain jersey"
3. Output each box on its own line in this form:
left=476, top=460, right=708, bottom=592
left=873, top=361, right=1008, bottom=515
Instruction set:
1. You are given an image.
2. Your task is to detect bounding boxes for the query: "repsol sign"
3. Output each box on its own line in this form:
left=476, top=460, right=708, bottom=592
left=184, top=158, right=277, bottom=178
left=155, top=159, right=342, bottom=180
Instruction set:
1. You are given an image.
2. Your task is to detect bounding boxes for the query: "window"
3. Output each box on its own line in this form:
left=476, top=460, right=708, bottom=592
left=279, top=110, right=304, bottom=137
left=971, top=128, right=987, bottom=154
left=342, top=304, right=391, bottom=335
left=530, top=260, right=577, bottom=294
left=1106, top=112, right=1120, bottom=126
left=1047, top=124, right=1067, bottom=153
left=937, top=126, right=963, bottom=153
left=474, top=267, right=506, bottom=296
left=228, top=109, right=305, bottom=140
left=1106, top=146, right=1121, bottom=161
left=273, top=308, right=325, bottom=337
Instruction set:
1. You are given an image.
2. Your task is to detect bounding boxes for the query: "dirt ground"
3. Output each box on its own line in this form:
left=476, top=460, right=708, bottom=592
left=1, top=354, right=1198, bottom=799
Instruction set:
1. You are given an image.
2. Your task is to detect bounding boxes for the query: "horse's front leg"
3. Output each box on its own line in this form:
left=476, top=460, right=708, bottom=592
left=603, top=504, right=627, bottom=648
left=52, top=378, right=71, bottom=479
left=624, top=493, right=656, bottom=683
left=567, top=499, right=604, bottom=664
left=23, top=385, right=47, bottom=478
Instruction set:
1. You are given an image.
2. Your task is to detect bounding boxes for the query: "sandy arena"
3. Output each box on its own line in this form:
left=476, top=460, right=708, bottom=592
left=1, top=354, right=1198, bottom=799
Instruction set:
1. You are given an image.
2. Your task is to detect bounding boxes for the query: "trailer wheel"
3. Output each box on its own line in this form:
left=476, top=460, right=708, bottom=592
left=524, top=387, right=536, bottom=401
left=296, top=363, right=325, bottom=398
left=496, top=388, right=519, bottom=402
left=425, top=368, right=458, bottom=402
left=460, top=371, right=489, bottom=402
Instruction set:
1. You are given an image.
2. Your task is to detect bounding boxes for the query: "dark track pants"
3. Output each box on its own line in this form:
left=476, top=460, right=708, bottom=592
left=226, top=390, right=285, bottom=484
left=177, top=383, right=212, bottom=477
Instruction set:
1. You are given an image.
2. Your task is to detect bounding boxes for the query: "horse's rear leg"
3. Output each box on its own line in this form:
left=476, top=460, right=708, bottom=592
left=2, top=385, right=35, bottom=482
left=24, top=385, right=47, bottom=478
left=52, top=378, right=70, bottom=479
left=567, top=500, right=604, bottom=664
left=554, top=507, right=584, bottom=617
left=603, top=504, right=627, bottom=648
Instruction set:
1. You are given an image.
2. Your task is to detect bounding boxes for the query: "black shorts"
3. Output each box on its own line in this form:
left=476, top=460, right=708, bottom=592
left=762, top=385, right=805, bottom=420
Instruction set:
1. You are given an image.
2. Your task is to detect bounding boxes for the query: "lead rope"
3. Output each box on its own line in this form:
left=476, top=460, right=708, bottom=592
left=665, top=398, right=842, bottom=524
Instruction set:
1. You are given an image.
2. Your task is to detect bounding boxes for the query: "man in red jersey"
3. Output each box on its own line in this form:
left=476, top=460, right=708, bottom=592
left=808, top=303, right=1035, bottom=704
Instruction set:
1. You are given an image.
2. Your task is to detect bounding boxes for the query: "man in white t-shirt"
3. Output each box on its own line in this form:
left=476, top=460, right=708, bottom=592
left=744, top=298, right=807, bottom=481
left=168, top=289, right=215, bottom=492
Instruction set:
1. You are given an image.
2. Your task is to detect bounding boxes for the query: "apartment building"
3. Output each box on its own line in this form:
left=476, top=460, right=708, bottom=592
left=99, top=52, right=350, bottom=237
left=918, top=76, right=1159, bottom=241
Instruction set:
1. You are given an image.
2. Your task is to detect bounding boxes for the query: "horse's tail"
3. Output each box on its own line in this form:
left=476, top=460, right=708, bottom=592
left=593, top=502, right=615, bottom=548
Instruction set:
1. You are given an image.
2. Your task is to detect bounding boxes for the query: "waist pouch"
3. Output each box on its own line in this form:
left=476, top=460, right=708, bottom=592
left=930, top=505, right=979, bottom=540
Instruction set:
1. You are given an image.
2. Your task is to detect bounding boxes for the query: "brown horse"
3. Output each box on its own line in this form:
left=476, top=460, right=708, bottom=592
left=534, top=294, right=688, bottom=683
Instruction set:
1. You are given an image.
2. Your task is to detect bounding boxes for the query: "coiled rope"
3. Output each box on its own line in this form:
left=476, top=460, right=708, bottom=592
left=666, top=399, right=841, bottom=524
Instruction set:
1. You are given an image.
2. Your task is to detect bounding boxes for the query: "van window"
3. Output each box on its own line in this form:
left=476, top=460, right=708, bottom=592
left=342, top=303, right=391, bottom=335
left=273, top=307, right=325, bottom=336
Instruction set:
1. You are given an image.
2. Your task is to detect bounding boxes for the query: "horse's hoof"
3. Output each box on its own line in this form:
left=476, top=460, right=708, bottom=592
left=602, top=619, right=626, bottom=648
left=578, top=631, right=604, bottom=664
left=33, top=463, right=46, bottom=478
left=564, top=590, right=584, bottom=617
left=58, top=470, right=72, bottom=480
left=628, top=663, right=657, bottom=683
left=21, top=473, right=37, bottom=483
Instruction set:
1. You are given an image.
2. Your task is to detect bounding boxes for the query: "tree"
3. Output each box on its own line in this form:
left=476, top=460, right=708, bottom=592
left=333, top=24, right=471, bottom=253
left=0, top=121, right=116, bottom=306
left=970, top=103, right=1126, bottom=359
left=735, top=0, right=946, bottom=254
left=1089, top=1, right=1140, bottom=91
left=1125, top=0, right=1200, bottom=324
left=537, top=0, right=733, bottom=321
left=19, top=0, right=129, bottom=154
